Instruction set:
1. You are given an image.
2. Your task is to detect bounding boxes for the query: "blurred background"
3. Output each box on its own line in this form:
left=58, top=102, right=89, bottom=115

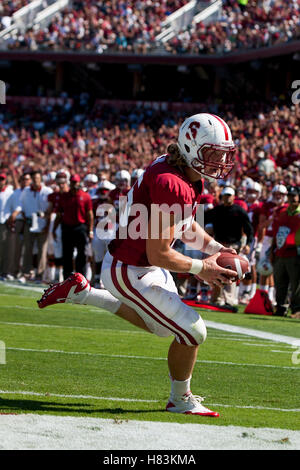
left=0, top=0, right=299, bottom=315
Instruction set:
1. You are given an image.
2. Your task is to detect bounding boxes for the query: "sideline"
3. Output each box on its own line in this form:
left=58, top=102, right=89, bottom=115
left=0, top=414, right=299, bottom=450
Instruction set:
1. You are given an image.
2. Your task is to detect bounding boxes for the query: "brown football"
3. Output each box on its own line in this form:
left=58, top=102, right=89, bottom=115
left=216, top=252, right=250, bottom=280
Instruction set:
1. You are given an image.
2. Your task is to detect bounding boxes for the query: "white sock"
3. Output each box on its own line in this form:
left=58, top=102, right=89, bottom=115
left=85, top=263, right=92, bottom=281
left=269, top=287, right=275, bottom=303
left=238, top=283, right=247, bottom=297
left=249, top=283, right=257, bottom=298
left=84, top=287, right=121, bottom=314
left=170, top=375, right=191, bottom=399
left=260, top=285, right=269, bottom=292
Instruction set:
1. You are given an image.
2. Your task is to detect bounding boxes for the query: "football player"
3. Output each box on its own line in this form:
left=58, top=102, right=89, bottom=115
left=257, top=184, right=288, bottom=302
left=46, top=170, right=70, bottom=283
left=239, top=182, right=263, bottom=304
left=92, top=180, right=116, bottom=288
left=38, top=113, right=238, bottom=417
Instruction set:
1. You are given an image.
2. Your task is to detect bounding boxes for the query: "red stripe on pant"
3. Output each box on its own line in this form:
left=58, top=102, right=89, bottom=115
left=110, top=258, right=189, bottom=345
left=120, top=262, right=198, bottom=346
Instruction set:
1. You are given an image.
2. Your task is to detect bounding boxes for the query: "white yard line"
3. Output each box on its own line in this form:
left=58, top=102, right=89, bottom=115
left=0, top=282, right=44, bottom=293
left=0, top=390, right=299, bottom=413
left=6, top=346, right=299, bottom=370
left=0, top=321, right=146, bottom=335
left=2, top=282, right=300, bottom=346
left=205, top=320, right=300, bottom=347
left=0, top=414, right=300, bottom=450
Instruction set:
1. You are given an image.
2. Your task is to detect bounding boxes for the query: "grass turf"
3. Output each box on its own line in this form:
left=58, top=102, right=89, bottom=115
left=0, top=284, right=299, bottom=430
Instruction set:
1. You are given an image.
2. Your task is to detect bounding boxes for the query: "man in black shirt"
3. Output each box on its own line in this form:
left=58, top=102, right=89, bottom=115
left=205, top=186, right=254, bottom=307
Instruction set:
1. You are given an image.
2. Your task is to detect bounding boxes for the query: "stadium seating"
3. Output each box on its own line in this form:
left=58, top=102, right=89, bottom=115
left=2, top=0, right=300, bottom=54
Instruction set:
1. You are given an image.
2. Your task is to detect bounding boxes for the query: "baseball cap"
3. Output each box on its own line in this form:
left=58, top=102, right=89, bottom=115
left=84, top=174, right=98, bottom=184
left=70, top=174, right=81, bottom=182
left=272, top=184, right=287, bottom=194
left=287, top=186, right=299, bottom=196
left=0, top=173, right=7, bottom=179
left=221, top=187, right=235, bottom=196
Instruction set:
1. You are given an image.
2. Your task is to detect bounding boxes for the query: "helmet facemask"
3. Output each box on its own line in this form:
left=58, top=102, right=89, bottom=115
left=191, top=144, right=235, bottom=180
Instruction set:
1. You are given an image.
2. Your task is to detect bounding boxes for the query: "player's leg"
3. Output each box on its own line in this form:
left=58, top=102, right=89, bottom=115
left=37, top=268, right=152, bottom=333
left=273, top=257, right=289, bottom=316
left=100, top=252, right=217, bottom=416
left=61, top=226, right=75, bottom=280
left=168, top=340, right=198, bottom=381
left=74, top=224, right=88, bottom=276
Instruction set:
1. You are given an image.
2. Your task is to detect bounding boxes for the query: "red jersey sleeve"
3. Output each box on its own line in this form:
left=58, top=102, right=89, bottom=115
left=150, top=173, right=192, bottom=210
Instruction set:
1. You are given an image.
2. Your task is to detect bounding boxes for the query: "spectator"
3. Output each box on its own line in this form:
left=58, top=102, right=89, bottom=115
left=6, top=172, right=32, bottom=279
left=270, top=186, right=300, bottom=317
left=0, top=172, right=13, bottom=279
left=257, top=150, right=276, bottom=177
left=257, top=184, right=288, bottom=303
left=46, top=170, right=70, bottom=283
left=53, top=174, right=94, bottom=280
left=205, top=186, right=254, bottom=307
left=16, top=171, right=52, bottom=281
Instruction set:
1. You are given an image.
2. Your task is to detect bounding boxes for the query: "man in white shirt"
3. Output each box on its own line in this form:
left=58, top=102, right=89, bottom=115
left=0, top=172, right=13, bottom=278
left=6, top=172, right=32, bottom=278
left=257, top=150, right=276, bottom=177
left=17, top=171, right=52, bottom=281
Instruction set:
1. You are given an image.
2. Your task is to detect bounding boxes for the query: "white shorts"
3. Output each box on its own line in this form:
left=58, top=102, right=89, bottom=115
left=247, top=236, right=257, bottom=267
left=92, top=235, right=111, bottom=263
left=48, top=218, right=63, bottom=259
left=260, top=235, right=272, bottom=261
left=101, top=252, right=207, bottom=346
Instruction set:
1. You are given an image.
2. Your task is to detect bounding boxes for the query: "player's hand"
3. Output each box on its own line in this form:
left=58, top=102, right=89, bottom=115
left=88, top=230, right=94, bottom=241
left=241, top=245, right=250, bottom=255
left=194, top=253, right=237, bottom=288
left=219, top=246, right=237, bottom=255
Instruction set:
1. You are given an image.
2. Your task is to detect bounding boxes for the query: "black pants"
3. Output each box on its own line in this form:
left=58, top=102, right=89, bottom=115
left=62, top=224, right=88, bottom=280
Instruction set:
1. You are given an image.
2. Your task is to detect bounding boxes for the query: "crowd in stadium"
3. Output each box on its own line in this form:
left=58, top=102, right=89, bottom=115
left=164, top=0, right=300, bottom=55
left=1, top=97, right=299, bottom=183
left=2, top=0, right=190, bottom=53
left=0, top=99, right=299, bottom=315
left=0, top=1, right=30, bottom=30
left=2, top=0, right=300, bottom=54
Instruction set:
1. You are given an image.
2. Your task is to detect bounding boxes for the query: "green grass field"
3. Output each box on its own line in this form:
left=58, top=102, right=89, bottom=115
left=0, top=283, right=300, bottom=430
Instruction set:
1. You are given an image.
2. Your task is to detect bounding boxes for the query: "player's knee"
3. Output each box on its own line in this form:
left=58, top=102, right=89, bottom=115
left=174, top=315, right=207, bottom=346
left=192, top=317, right=207, bottom=345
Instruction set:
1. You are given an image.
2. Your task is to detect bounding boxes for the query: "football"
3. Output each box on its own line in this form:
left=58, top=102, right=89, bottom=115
left=216, top=252, right=250, bottom=280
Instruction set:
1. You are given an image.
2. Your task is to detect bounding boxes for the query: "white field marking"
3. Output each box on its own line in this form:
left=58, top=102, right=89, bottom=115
left=271, top=350, right=296, bottom=354
left=205, top=320, right=300, bottom=347
left=0, top=390, right=299, bottom=414
left=3, top=305, right=36, bottom=310
left=0, top=390, right=158, bottom=403
left=1, top=415, right=300, bottom=450
left=2, top=282, right=300, bottom=346
left=0, top=321, right=147, bottom=335
left=0, top=282, right=44, bottom=293
left=6, top=346, right=300, bottom=370
left=0, top=320, right=289, bottom=346
left=2, top=305, right=109, bottom=315
left=242, top=342, right=292, bottom=348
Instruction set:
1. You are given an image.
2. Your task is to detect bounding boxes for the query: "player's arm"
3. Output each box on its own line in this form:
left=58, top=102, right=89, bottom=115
left=86, top=208, right=94, bottom=240
left=146, top=212, right=237, bottom=287
left=257, top=212, right=267, bottom=238
left=181, top=220, right=236, bottom=255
